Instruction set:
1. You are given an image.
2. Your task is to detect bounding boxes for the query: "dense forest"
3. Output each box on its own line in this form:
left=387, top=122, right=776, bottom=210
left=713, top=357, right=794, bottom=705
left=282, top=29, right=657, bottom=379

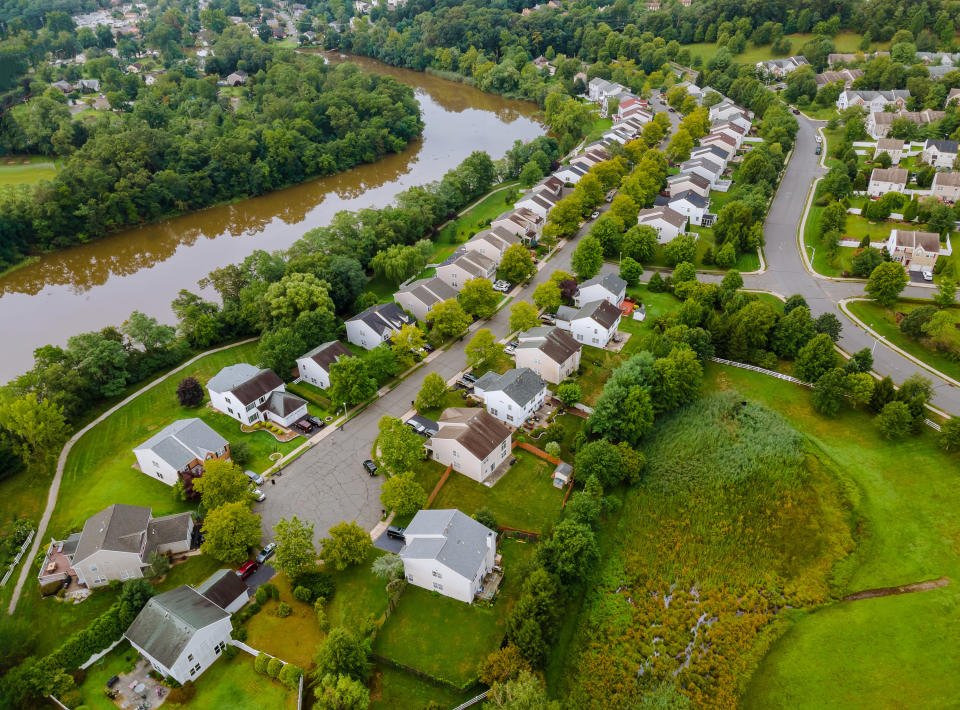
left=0, top=39, right=422, bottom=271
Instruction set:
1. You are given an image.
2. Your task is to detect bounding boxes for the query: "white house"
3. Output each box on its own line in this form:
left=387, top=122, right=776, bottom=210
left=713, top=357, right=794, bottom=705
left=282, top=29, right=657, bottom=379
left=575, top=273, right=626, bottom=307
left=921, top=139, right=959, bottom=169
left=587, top=77, right=626, bottom=103
left=679, top=158, right=723, bottom=187
left=38, top=504, right=193, bottom=590
left=463, top=228, right=521, bottom=266
left=206, top=363, right=307, bottom=427
left=425, top=408, right=512, bottom=482
left=393, top=277, right=459, bottom=321
left=836, top=89, right=909, bottom=112
left=932, top=170, right=960, bottom=203
left=553, top=162, right=590, bottom=184
left=473, top=367, right=548, bottom=426
left=555, top=300, right=622, bottom=347
left=491, top=208, right=543, bottom=243
left=669, top=191, right=711, bottom=226
left=689, top=145, right=729, bottom=171
left=637, top=205, right=688, bottom=243
left=399, top=509, right=497, bottom=604
left=667, top=172, right=711, bottom=198
left=867, top=109, right=945, bottom=139
left=295, top=340, right=355, bottom=390
left=193, top=569, right=251, bottom=614
left=874, top=138, right=905, bottom=164
left=514, top=190, right=559, bottom=220
left=814, top=69, right=863, bottom=88
left=345, top=302, right=411, bottom=350
left=756, top=56, right=808, bottom=78
left=698, top=132, right=738, bottom=160
left=709, top=121, right=746, bottom=148
left=133, top=419, right=229, bottom=487
left=530, top=175, right=564, bottom=200
left=867, top=167, right=908, bottom=198
left=709, top=100, right=751, bottom=123
left=125, top=585, right=233, bottom=684
left=886, top=230, right=943, bottom=273
left=435, top=250, right=497, bottom=290
left=514, top=326, right=582, bottom=384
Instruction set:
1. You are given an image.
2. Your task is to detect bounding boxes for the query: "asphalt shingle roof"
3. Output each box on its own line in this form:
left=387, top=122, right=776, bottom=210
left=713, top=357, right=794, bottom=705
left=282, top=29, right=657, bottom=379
left=400, top=509, right=496, bottom=580
left=135, top=419, right=227, bottom=472
left=73, top=504, right=150, bottom=564
left=473, top=367, right=546, bottom=408
left=298, top=341, right=354, bottom=374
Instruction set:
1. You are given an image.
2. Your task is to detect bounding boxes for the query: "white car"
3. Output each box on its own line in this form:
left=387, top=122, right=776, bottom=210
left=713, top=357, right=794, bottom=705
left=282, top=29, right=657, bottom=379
left=251, top=488, right=266, bottom=502
left=922, top=270, right=933, bottom=282
left=493, top=280, right=512, bottom=292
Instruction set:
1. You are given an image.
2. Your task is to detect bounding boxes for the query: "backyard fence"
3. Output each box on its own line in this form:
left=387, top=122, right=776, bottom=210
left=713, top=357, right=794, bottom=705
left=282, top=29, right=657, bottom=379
left=79, top=638, right=122, bottom=670
left=513, top=440, right=562, bottom=464
left=451, top=690, right=490, bottom=709
left=425, top=465, right=453, bottom=507
left=499, top=527, right=540, bottom=542
left=710, top=358, right=812, bottom=388
left=0, top=529, right=34, bottom=587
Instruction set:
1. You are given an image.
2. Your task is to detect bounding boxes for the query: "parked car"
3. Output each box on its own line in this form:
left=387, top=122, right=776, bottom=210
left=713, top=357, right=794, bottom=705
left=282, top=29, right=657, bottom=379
left=307, top=414, right=326, bottom=429
left=493, top=280, right=511, bottom=292
left=539, top=313, right=556, bottom=325
left=922, top=270, right=934, bottom=281
left=590, top=211, right=600, bottom=219
left=363, top=459, right=378, bottom=476
left=251, top=488, right=266, bottom=502
left=406, top=419, right=426, bottom=434
left=792, top=107, right=800, bottom=114
left=237, top=560, right=258, bottom=580
left=386, top=525, right=406, bottom=541
left=423, top=343, right=435, bottom=353
left=245, top=470, right=264, bottom=486
left=504, top=344, right=516, bottom=355
left=815, top=145, right=822, bottom=155
left=462, top=372, right=478, bottom=384
left=256, top=542, right=277, bottom=564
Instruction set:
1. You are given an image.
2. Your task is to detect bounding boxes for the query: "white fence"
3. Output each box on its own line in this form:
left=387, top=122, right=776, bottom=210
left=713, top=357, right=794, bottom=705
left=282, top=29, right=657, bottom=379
left=451, top=690, right=489, bottom=710
left=0, top=529, right=34, bottom=587
left=710, top=358, right=812, bottom=387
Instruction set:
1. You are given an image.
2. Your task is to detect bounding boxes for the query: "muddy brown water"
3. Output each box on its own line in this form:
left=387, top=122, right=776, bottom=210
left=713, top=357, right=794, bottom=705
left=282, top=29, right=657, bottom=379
left=0, top=53, right=543, bottom=382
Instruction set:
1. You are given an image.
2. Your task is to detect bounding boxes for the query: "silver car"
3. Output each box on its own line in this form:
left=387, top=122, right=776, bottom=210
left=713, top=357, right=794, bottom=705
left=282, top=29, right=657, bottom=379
left=245, top=470, right=264, bottom=486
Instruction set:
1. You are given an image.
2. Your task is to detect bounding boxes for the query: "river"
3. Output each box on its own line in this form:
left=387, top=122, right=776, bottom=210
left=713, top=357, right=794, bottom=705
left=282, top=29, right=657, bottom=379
left=0, top=54, right=543, bottom=382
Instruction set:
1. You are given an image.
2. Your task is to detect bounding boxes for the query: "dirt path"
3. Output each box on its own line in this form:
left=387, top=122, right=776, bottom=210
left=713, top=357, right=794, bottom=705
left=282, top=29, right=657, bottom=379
left=842, top=577, right=950, bottom=602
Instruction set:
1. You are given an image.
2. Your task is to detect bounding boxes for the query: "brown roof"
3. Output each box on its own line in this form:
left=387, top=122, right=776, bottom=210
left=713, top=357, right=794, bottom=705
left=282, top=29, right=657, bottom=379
left=230, top=369, right=284, bottom=405
left=432, top=408, right=512, bottom=460
left=703, top=132, right=736, bottom=147
left=893, top=230, right=941, bottom=253
left=580, top=300, right=621, bottom=329
left=197, top=569, right=249, bottom=610
left=638, top=206, right=687, bottom=230
left=870, top=167, right=907, bottom=185
left=933, top=171, right=960, bottom=187
left=517, top=326, right=581, bottom=365
left=876, top=138, right=904, bottom=151
left=259, top=390, right=307, bottom=417
left=303, top=341, right=354, bottom=374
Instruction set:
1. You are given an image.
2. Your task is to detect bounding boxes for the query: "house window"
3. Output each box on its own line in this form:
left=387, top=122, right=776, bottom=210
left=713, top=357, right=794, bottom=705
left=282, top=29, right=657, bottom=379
left=188, top=654, right=194, bottom=662
left=194, top=663, right=201, bottom=673
left=157, top=472, right=163, bottom=480
left=190, top=668, right=196, bottom=676
left=227, top=407, right=234, bottom=415
left=432, top=570, right=442, bottom=578
left=433, top=583, right=443, bottom=591
left=90, top=565, right=98, bottom=572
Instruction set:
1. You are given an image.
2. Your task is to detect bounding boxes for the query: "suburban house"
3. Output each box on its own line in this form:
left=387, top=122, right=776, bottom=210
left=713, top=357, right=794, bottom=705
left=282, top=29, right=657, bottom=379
left=674, top=81, right=704, bottom=103
left=193, top=569, right=251, bottom=614
left=463, top=228, right=521, bottom=265
left=125, top=585, right=233, bottom=684
left=587, top=77, right=627, bottom=103
left=874, top=138, right=905, bottom=164
left=668, top=191, right=711, bottom=226
left=345, top=302, right=411, bottom=350
left=553, top=161, right=590, bottom=184
left=556, top=300, right=622, bottom=347
left=690, top=145, right=729, bottom=171
left=425, top=408, right=512, bottom=482
left=617, top=98, right=652, bottom=123
left=921, top=139, right=959, bottom=169
left=132, top=419, right=229, bottom=487
left=948, top=87, right=960, bottom=105
left=709, top=100, right=751, bottom=123
left=435, top=250, right=497, bottom=290
left=828, top=51, right=888, bottom=65
left=514, top=326, right=582, bottom=384
left=491, top=208, right=543, bottom=243
left=757, top=56, right=808, bottom=78
left=225, top=69, right=247, bottom=85
left=680, top=158, right=723, bottom=187
left=867, top=109, right=945, bottom=139
left=533, top=55, right=556, bottom=75
left=885, top=230, right=943, bottom=273
left=295, top=340, right=355, bottom=390
left=867, top=167, right=908, bottom=198
left=699, top=132, right=738, bottom=160
left=667, top=172, right=711, bottom=198
left=932, top=170, right=960, bottom=203
left=637, top=205, right=688, bottom=243
left=709, top=121, right=746, bottom=148
left=836, top=89, right=909, bottom=112
left=206, top=363, right=307, bottom=427
left=399, top=509, right=498, bottom=604
left=393, top=276, right=459, bottom=321
left=570, top=146, right=610, bottom=170
left=38, top=504, right=193, bottom=590
left=514, top=189, right=558, bottom=219
left=814, top=68, right=863, bottom=88
left=575, top=273, right=626, bottom=307
left=530, top=175, right=564, bottom=200
left=473, top=367, right=548, bottom=426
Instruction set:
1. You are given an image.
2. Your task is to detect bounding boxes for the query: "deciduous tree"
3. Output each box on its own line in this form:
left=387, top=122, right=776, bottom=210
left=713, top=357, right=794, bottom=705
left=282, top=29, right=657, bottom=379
left=328, top=357, right=377, bottom=407
left=866, top=262, right=908, bottom=307
left=320, top=522, right=372, bottom=571
left=375, top=416, right=425, bottom=473
left=415, top=372, right=448, bottom=409
left=176, top=377, right=204, bottom=407
left=571, top=234, right=603, bottom=279
left=193, top=459, right=251, bottom=511
left=272, top=516, right=317, bottom=578
left=794, top=333, right=840, bottom=383
left=500, top=244, right=536, bottom=285
left=427, top=299, right=472, bottom=339
left=459, top=278, right=500, bottom=319
left=379, top=472, right=427, bottom=517
left=532, top=280, right=562, bottom=313
left=312, top=628, right=371, bottom=682
left=201, top=501, right=262, bottom=565
left=465, top=329, right=500, bottom=366
left=510, top=301, right=541, bottom=333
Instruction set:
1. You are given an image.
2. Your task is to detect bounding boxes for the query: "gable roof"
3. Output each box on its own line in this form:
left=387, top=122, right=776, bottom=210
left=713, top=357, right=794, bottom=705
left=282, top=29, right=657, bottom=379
left=125, top=586, right=230, bottom=669
left=298, top=340, right=354, bottom=374
left=516, top=326, right=581, bottom=364
left=571, top=300, right=621, bottom=329
left=578, top=273, right=626, bottom=296
left=637, top=205, right=688, bottom=229
left=924, top=138, right=959, bottom=153
left=669, top=172, right=711, bottom=190
left=430, top=408, right=512, bottom=460
left=347, top=302, right=410, bottom=335
left=876, top=138, right=904, bottom=151
left=74, top=504, right=151, bottom=563
left=206, top=364, right=284, bottom=405
left=933, top=171, right=960, bottom=187
left=441, top=250, right=496, bottom=278
left=891, top=230, right=941, bottom=253
left=473, top=368, right=546, bottom=408
left=135, top=419, right=227, bottom=472
left=195, top=569, right=250, bottom=610
left=400, top=509, right=496, bottom=580
left=143, top=513, right=192, bottom=560
left=670, top=190, right=709, bottom=209
left=870, top=167, right=908, bottom=185
left=259, top=390, right=307, bottom=418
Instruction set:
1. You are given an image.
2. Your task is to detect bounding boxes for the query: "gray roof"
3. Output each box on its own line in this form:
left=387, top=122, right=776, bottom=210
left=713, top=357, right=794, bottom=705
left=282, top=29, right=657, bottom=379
left=73, top=504, right=151, bottom=564
left=134, top=419, right=227, bottom=472
left=396, top=276, right=458, bottom=304
left=206, top=363, right=261, bottom=396
left=195, top=568, right=250, bottom=609
left=400, top=509, right=496, bottom=580
left=348, top=302, right=411, bottom=334
left=556, top=304, right=578, bottom=322
left=925, top=138, right=959, bottom=153
left=259, top=390, right=307, bottom=418
left=143, top=513, right=192, bottom=560
left=125, top=586, right=229, bottom=669
left=579, top=273, right=626, bottom=296
left=431, top=408, right=512, bottom=460
left=474, top=367, right=546, bottom=408
left=670, top=190, right=709, bottom=209
left=298, top=340, right=354, bottom=374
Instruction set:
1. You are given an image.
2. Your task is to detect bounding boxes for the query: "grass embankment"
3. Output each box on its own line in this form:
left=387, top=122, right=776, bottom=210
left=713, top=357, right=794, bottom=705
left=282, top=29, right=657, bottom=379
left=643, top=234, right=762, bottom=272
left=563, top=391, right=854, bottom=708
left=846, top=300, right=960, bottom=382
left=0, top=155, right=57, bottom=186
left=432, top=184, right=521, bottom=262
left=683, top=32, right=890, bottom=67
left=49, top=341, right=300, bottom=537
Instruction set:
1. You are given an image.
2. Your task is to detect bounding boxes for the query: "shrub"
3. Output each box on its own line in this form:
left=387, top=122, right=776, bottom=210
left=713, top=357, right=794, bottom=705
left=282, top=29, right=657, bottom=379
left=255, top=586, right=269, bottom=605
left=276, top=602, right=292, bottom=618
left=315, top=603, right=329, bottom=632
left=60, top=688, right=83, bottom=708
left=473, top=507, right=498, bottom=531
left=267, top=657, right=284, bottom=678
left=291, top=567, right=335, bottom=603
left=292, top=585, right=312, bottom=603
left=223, top=645, right=239, bottom=659
left=231, top=627, right=248, bottom=642
left=166, top=681, right=196, bottom=704
left=261, top=582, right=279, bottom=601
left=254, top=652, right=271, bottom=674
left=544, top=441, right=561, bottom=457
left=176, top=377, right=204, bottom=407
left=278, top=663, right=303, bottom=690
left=230, top=440, right=252, bottom=467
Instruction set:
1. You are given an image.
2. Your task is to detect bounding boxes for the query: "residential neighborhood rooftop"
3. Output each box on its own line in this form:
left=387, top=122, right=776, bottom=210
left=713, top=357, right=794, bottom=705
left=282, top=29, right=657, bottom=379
left=473, top=367, right=547, bottom=409
left=430, top=408, right=512, bottom=460
left=400, top=509, right=496, bottom=580
left=299, top=340, right=354, bottom=374
left=134, top=419, right=227, bottom=473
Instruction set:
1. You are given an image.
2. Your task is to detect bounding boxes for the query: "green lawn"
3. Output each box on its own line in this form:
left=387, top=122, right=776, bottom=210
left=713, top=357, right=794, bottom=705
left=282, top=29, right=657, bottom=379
left=683, top=32, right=888, bottom=67
left=324, top=547, right=391, bottom=630
left=428, top=449, right=565, bottom=534
left=369, top=661, right=475, bottom=709
left=167, top=650, right=297, bottom=710
left=846, top=300, right=960, bottom=382
left=432, top=184, right=520, bottom=261
left=286, top=380, right=336, bottom=419
left=76, top=640, right=139, bottom=710
left=0, top=155, right=57, bottom=186
left=156, top=554, right=223, bottom=592
left=49, top=341, right=301, bottom=538
left=416, top=388, right=470, bottom=423
left=530, top=412, right=584, bottom=462
left=698, top=365, right=960, bottom=708
left=645, top=233, right=761, bottom=272
left=244, top=575, right=324, bottom=668
left=583, top=116, right=613, bottom=145
left=374, top=538, right=533, bottom=688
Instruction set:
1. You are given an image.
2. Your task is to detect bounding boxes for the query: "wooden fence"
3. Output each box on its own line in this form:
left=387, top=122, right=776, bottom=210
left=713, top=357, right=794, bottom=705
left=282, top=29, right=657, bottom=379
left=514, top=440, right=562, bottom=464
left=425, top=465, right=452, bottom=507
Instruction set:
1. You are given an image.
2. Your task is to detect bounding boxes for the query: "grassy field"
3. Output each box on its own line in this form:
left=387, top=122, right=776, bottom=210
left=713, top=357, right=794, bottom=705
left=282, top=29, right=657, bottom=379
left=427, top=449, right=565, bottom=533
left=244, top=575, right=324, bottom=668
left=166, top=650, right=297, bottom=710
left=49, top=341, right=301, bottom=537
left=374, top=538, right=533, bottom=687
left=846, top=300, right=960, bottom=382
left=324, top=547, right=391, bottom=630
left=432, top=184, right=520, bottom=262
left=76, top=640, right=139, bottom=709
left=0, top=155, right=57, bottom=185
left=683, top=32, right=887, bottom=67
left=696, top=365, right=960, bottom=708
left=369, top=661, right=475, bottom=709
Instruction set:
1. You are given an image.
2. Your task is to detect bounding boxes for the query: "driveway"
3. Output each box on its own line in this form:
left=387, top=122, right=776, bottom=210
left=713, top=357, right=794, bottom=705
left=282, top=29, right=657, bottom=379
left=244, top=563, right=276, bottom=591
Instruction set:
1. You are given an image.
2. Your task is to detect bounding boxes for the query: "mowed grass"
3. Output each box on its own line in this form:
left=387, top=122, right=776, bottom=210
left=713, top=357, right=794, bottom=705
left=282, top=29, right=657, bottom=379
left=0, top=155, right=57, bottom=185
left=683, top=32, right=888, bottom=67
left=166, top=651, right=297, bottom=710
left=701, top=364, right=960, bottom=708
left=846, top=300, right=960, bottom=383
left=373, top=538, right=533, bottom=687
left=369, top=661, right=475, bottom=709
left=433, top=184, right=520, bottom=261
left=76, top=640, right=139, bottom=710
left=50, top=342, right=301, bottom=537
left=324, top=547, right=391, bottom=630
left=244, top=575, right=324, bottom=668
left=428, top=449, right=565, bottom=533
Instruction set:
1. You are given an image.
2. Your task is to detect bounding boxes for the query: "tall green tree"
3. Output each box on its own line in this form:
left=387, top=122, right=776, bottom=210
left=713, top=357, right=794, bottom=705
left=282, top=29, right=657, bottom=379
left=272, top=516, right=317, bottom=578
left=193, top=459, right=251, bottom=511
left=376, top=416, right=426, bottom=473
left=379, top=472, right=427, bottom=517
left=459, top=278, right=500, bottom=318
left=320, top=522, right=372, bottom=570
left=500, top=244, right=537, bottom=284
left=415, top=372, right=448, bottom=409
left=427, top=299, right=472, bottom=339
left=465, top=328, right=500, bottom=366
left=329, top=357, right=377, bottom=407
left=866, top=262, right=908, bottom=307
left=509, top=301, right=541, bottom=333
left=0, top=395, right=71, bottom=468
left=571, top=235, right=604, bottom=279
left=201, top=501, right=262, bottom=565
